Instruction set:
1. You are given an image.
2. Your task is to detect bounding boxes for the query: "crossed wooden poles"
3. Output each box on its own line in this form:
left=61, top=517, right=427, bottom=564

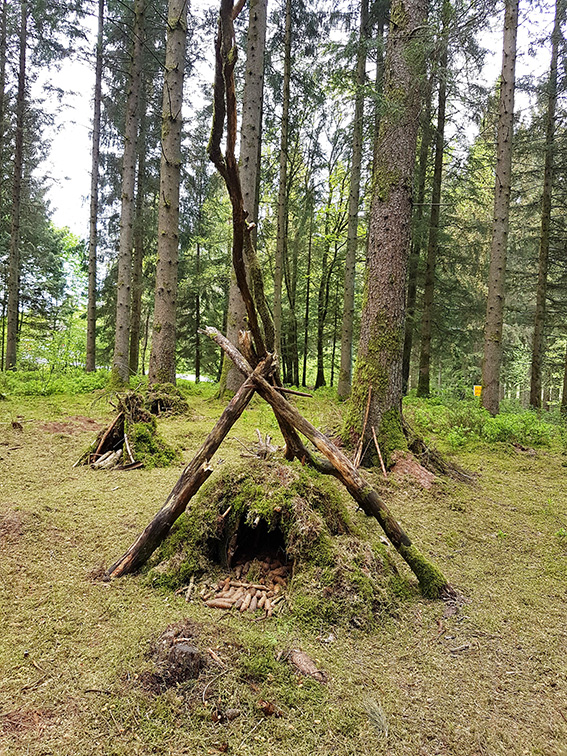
left=105, top=328, right=453, bottom=599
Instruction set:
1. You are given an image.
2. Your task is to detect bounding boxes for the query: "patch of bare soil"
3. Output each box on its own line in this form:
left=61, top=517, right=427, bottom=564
left=390, top=450, right=436, bottom=489
left=39, top=416, right=103, bottom=435
left=0, top=707, right=56, bottom=735
left=0, top=509, right=26, bottom=541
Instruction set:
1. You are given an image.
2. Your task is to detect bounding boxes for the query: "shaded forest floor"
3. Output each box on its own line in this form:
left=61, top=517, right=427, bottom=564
left=1, top=388, right=567, bottom=756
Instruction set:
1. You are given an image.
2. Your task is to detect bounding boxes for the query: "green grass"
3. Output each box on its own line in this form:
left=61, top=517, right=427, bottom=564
left=1, top=389, right=567, bottom=755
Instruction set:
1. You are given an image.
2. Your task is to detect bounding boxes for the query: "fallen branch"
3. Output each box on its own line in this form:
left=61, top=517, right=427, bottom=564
left=204, top=328, right=454, bottom=599
left=105, top=357, right=273, bottom=579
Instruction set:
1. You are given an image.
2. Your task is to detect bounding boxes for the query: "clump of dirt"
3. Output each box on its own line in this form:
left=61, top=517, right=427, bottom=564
left=390, top=451, right=436, bottom=489
left=139, top=620, right=205, bottom=693
left=146, top=460, right=405, bottom=629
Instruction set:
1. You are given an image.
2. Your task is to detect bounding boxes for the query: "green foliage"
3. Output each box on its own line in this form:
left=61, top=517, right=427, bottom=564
left=405, top=395, right=560, bottom=450
left=0, top=367, right=109, bottom=396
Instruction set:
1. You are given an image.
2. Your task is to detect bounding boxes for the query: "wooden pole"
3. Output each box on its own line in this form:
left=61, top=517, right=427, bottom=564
left=203, top=328, right=454, bottom=599
left=105, top=357, right=273, bottom=578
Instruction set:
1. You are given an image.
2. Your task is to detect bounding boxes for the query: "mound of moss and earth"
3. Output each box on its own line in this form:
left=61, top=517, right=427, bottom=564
left=146, top=459, right=407, bottom=629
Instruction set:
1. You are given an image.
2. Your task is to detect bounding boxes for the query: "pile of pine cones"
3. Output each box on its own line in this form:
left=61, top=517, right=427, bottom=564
left=200, top=558, right=291, bottom=618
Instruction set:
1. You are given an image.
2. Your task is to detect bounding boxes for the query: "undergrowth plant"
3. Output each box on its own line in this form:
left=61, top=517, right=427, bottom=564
left=404, top=395, right=563, bottom=450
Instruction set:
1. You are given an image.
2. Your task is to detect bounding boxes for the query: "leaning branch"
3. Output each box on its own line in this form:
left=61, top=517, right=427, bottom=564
left=105, top=357, right=273, bottom=578
left=204, top=327, right=454, bottom=599
left=207, top=0, right=266, bottom=358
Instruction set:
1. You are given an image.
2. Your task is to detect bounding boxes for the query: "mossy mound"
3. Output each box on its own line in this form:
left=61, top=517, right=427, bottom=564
left=117, top=392, right=182, bottom=468
left=146, top=459, right=405, bottom=629
left=128, top=415, right=181, bottom=469
left=145, top=383, right=189, bottom=416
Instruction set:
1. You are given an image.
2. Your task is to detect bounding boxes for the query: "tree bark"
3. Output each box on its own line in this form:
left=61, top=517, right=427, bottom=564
left=370, top=0, right=388, bottom=178
left=417, top=16, right=449, bottom=398
left=402, top=87, right=433, bottom=393
left=86, top=0, right=104, bottom=373
left=529, top=0, right=562, bottom=409
left=338, top=0, right=369, bottom=400
left=6, top=0, right=27, bottom=371
left=561, top=343, right=567, bottom=416
left=481, top=0, right=519, bottom=416
left=301, top=191, right=314, bottom=387
left=111, top=0, right=146, bottom=385
left=148, top=0, right=188, bottom=386
left=129, top=126, right=146, bottom=377
left=345, top=0, right=427, bottom=464
left=273, top=0, right=292, bottom=365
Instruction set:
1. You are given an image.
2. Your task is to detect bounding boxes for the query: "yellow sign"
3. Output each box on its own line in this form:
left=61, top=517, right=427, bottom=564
left=474, top=385, right=482, bottom=397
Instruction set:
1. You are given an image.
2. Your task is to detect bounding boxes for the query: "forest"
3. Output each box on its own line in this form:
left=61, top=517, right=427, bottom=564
left=0, top=0, right=566, bottom=412
left=2, top=0, right=567, bottom=754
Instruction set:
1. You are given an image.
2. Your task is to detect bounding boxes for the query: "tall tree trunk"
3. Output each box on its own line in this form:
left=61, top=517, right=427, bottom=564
left=402, top=89, right=433, bottom=393
left=338, top=0, right=369, bottom=400
left=302, top=193, right=314, bottom=387
left=0, top=0, right=7, bottom=371
left=314, top=190, right=334, bottom=390
left=481, top=0, right=519, bottom=416
left=111, top=0, right=146, bottom=385
left=6, top=0, right=27, bottom=371
left=148, top=0, right=188, bottom=385
left=330, top=273, right=341, bottom=386
left=273, top=0, right=291, bottom=363
left=344, top=0, right=427, bottom=465
left=284, top=217, right=300, bottom=385
left=195, top=241, right=201, bottom=382
left=417, top=17, right=449, bottom=398
left=529, top=0, right=562, bottom=409
left=86, top=0, right=104, bottom=373
left=0, top=0, right=8, bottom=202
left=562, top=343, right=567, bottom=416
left=222, top=0, right=268, bottom=393
left=129, top=126, right=146, bottom=376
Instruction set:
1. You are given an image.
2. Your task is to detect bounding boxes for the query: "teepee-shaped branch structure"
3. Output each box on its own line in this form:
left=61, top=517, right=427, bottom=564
left=105, top=0, right=454, bottom=600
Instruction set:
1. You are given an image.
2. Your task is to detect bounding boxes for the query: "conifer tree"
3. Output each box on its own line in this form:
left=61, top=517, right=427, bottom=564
left=344, top=0, right=427, bottom=463
left=148, top=0, right=189, bottom=385
left=481, top=0, right=519, bottom=415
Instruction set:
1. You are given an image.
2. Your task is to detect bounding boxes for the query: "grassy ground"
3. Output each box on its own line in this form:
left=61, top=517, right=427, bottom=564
left=1, top=389, right=567, bottom=756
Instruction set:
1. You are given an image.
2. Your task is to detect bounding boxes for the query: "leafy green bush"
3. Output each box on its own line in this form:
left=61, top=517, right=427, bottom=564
left=482, top=412, right=553, bottom=446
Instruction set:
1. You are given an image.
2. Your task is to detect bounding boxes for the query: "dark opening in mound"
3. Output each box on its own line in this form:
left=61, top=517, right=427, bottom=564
left=147, top=460, right=406, bottom=628
left=228, top=518, right=288, bottom=569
